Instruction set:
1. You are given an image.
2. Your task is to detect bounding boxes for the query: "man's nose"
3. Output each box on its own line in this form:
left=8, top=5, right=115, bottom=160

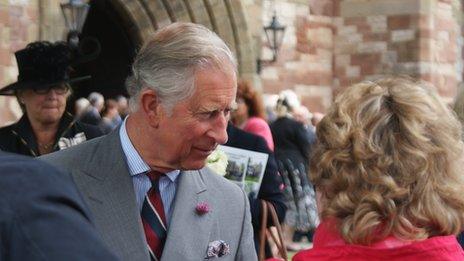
left=208, top=112, right=229, bottom=144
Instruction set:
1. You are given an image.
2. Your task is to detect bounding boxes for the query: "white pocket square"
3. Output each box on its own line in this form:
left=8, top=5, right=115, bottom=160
left=205, top=240, right=230, bottom=259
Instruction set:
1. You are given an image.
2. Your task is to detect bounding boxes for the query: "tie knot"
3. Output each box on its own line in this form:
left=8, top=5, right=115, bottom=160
left=146, top=170, right=164, bottom=183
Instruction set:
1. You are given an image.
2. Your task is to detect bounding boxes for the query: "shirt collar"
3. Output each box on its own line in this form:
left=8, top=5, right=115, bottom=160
left=119, top=116, right=181, bottom=181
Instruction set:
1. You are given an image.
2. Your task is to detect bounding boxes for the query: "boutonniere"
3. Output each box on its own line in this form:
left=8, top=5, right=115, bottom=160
left=205, top=148, right=228, bottom=176
left=195, top=202, right=210, bottom=215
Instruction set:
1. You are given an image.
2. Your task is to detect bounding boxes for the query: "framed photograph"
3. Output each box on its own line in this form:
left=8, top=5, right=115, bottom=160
left=218, top=145, right=269, bottom=198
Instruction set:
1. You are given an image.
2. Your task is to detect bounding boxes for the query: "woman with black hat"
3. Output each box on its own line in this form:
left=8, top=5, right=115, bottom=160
left=0, top=41, right=102, bottom=156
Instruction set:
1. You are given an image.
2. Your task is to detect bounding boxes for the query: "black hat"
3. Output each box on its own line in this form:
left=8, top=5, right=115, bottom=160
left=0, top=41, right=90, bottom=96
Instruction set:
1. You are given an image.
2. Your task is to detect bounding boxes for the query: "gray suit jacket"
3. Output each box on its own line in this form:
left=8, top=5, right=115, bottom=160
left=41, top=129, right=257, bottom=261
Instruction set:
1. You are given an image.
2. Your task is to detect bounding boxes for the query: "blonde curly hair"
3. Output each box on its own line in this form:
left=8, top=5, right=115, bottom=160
left=310, top=77, right=464, bottom=245
left=454, top=86, right=464, bottom=138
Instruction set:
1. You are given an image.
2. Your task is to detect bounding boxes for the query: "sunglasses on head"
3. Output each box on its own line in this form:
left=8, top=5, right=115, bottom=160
left=32, top=84, right=70, bottom=95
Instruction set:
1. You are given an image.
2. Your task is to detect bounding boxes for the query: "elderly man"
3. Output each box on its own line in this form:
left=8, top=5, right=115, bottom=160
left=41, top=22, right=257, bottom=261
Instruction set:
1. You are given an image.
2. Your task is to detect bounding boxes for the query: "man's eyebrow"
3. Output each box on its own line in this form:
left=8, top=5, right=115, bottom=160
left=197, top=102, right=236, bottom=111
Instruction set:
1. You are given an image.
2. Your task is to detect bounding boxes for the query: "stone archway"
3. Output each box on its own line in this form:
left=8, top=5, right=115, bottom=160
left=110, top=0, right=256, bottom=76
left=74, top=0, right=256, bottom=99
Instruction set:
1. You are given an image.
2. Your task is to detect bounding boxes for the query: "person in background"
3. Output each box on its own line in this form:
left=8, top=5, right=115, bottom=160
left=98, top=99, right=122, bottom=134
left=311, top=112, right=324, bottom=128
left=294, top=77, right=464, bottom=260
left=0, top=151, right=117, bottom=261
left=263, top=94, right=279, bottom=124
left=80, top=91, right=104, bottom=126
left=232, top=80, right=274, bottom=151
left=293, top=105, right=316, bottom=143
left=41, top=22, right=257, bottom=261
left=116, top=95, right=129, bottom=118
left=0, top=41, right=102, bottom=157
left=225, top=123, right=286, bottom=258
left=271, top=90, right=318, bottom=251
left=74, top=97, right=91, bottom=119
left=291, top=105, right=318, bottom=245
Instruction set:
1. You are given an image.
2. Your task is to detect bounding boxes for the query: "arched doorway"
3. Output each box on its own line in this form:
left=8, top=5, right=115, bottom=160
left=72, top=0, right=256, bottom=102
left=73, top=0, right=137, bottom=100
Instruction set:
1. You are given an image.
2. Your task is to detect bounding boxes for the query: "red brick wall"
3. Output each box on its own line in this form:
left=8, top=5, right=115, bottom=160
left=333, top=0, right=461, bottom=103
left=0, top=1, right=39, bottom=126
left=260, top=1, right=334, bottom=113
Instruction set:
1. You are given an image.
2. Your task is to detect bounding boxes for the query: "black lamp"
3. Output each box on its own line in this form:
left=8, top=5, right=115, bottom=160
left=60, top=0, right=90, bottom=49
left=257, top=12, right=286, bottom=74
left=61, top=0, right=100, bottom=64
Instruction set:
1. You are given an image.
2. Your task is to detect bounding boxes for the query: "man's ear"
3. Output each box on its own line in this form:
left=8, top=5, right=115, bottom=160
left=140, top=88, right=163, bottom=128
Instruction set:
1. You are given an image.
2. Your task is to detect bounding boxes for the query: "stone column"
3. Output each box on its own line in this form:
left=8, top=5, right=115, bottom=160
left=335, top=0, right=462, bottom=102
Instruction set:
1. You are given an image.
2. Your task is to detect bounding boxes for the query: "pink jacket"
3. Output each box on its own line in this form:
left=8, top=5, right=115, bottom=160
left=293, top=219, right=464, bottom=261
left=243, top=117, right=274, bottom=151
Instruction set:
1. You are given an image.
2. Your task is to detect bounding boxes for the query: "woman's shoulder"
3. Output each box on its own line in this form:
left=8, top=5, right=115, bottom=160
left=0, top=122, right=23, bottom=153
left=0, top=122, right=15, bottom=133
left=293, top=235, right=464, bottom=261
left=0, top=122, right=17, bottom=141
left=294, top=219, right=464, bottom=261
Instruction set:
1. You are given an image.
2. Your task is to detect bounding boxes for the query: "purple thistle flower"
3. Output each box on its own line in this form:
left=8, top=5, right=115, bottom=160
left=196, top=202, right=210, bottom=215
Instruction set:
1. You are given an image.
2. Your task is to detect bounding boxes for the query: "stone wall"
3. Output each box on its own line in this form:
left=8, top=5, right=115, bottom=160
left=424, top=0, right=462, bottom=101
left=250, top=0, right=335, bottom=113
left=294, top=0, right=334, bottom=113
left=0, top=0, right=39, bottom=126
left=334, top=0, right=462, bottom=103
left=258, top=0, right=334, bottom=113
left=256, top=0, right=462, bottom=113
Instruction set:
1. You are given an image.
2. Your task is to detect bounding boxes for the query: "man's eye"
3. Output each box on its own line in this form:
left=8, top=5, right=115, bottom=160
left=198, top=111, right=217, bottom=119
left=224, top=109, right=231, bottom=118
left=200, top=109, right=232, bottom=120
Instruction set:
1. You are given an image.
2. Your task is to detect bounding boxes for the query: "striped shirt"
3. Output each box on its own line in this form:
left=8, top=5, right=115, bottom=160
left=119, top=117, right=180, bottom=226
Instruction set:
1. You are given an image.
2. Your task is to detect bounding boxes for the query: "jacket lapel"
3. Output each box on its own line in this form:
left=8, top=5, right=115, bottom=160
left=161, top=169, right=214, bottom=260
left=76, top=129, right=149, bottom=260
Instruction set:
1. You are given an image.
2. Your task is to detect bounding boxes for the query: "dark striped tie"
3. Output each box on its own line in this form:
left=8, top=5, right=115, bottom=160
left=141, top=171, right=166, bottom=260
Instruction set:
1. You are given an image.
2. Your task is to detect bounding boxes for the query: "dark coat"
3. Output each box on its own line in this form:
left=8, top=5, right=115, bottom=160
left=225, top=123, right=286, bottom=255
left=270, top=116, right=311, bottom=167
left=0, top=112, right=102, bottom=157
left=271, top=116, right=318, bottom=231
left=0, top=151, right=117, bottom=261
left=80, top=106, right=102, bottom=126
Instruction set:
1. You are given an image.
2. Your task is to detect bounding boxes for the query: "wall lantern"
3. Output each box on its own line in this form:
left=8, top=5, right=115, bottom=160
left=61, top=0, right=100, bottom=64
left=60, top=0, right=90, bottom=49
left=257, top=12, right=286, bottom=74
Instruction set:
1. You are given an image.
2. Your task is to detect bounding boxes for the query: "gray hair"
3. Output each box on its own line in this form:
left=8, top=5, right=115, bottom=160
left=75, top=97, right=90, bottom=117
left=126, top=22, right=237, bottom=113
left=88, top=92, right=104, bottom=107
